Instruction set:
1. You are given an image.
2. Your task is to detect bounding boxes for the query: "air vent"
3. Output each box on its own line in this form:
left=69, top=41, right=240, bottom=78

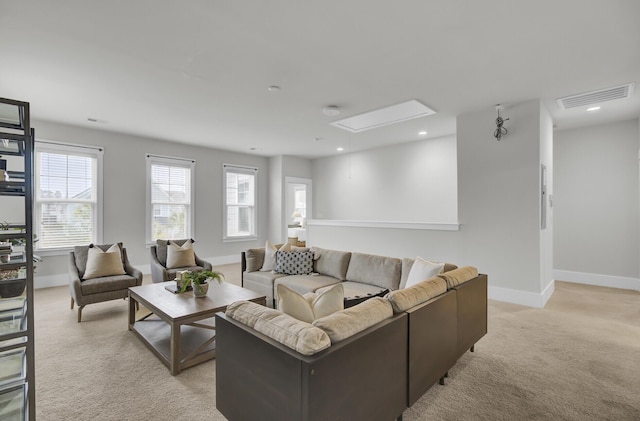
left=330, top=100, right=436, bottom=133
left=556, top=83, right=634, bottom=110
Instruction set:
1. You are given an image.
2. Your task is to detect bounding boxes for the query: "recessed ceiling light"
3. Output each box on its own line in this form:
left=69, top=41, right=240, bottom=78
left=586, top=106, right=601, bottom=112
left=323, top=106, right=340, bottom=116
left=267, top=85, right=281, bottom=92
left=336, top=147, right=344, bottom=151
left=314, top=137, right=322, bottom=142
left=418, top=131, right=427, bottom=136
left=87, top=118, right=107, bottom=124
left=249, top=147, right=258, bottom=151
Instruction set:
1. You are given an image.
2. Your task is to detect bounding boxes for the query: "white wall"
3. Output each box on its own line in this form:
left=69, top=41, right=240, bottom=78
left=553, top=119, right=639, bottom=289
left=457, top=100, right=551, bottom=306
left=29, top=119, right=269, bottom=287
left=312, top=135, right=458, bottom=222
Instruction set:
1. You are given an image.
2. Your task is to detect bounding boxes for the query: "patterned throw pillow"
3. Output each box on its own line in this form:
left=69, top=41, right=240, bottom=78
left=275, top=251, right=314, bottom=275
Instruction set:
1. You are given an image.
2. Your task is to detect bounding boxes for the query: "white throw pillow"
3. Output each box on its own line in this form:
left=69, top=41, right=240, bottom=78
left=83, top=244, right=126, bottom=279
left=277, top=283, right=344, bottom=323
left=404, top=257, right=445, bottom=289
left=260, top=241, right=289, bottom=271
left=166, top=240, right=197, bottom=269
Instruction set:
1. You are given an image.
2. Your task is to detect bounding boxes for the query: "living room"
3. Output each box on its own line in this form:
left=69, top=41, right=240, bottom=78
left=1, top=1, right=639, bottom=420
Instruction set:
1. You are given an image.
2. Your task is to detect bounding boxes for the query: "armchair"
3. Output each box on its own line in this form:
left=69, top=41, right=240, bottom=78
left=149, top=239, right=212, bottom=283
left=69, top=243, right=143, bottom=322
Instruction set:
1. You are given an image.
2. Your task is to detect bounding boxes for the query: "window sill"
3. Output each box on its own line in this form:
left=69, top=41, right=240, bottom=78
left=34, top=248, right=73, bottom=257
left=223, top=236, right=259, bottom=243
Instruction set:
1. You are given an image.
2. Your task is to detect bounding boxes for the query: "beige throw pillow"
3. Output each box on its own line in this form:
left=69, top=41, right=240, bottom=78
left=277, top=283, right=344, bottom=323
left=404, top=257, right=445, bottom=288
left=260, top=241, right=290, bottom=271
left=83, top=244, right=125, bottom=279
left=166, top=240, right=196, bottom=269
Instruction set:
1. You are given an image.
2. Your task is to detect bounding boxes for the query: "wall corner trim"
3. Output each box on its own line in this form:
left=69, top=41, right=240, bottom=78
left=488, top=282, right=555, bottom=309
left=553, top=270, right=640, bottom=292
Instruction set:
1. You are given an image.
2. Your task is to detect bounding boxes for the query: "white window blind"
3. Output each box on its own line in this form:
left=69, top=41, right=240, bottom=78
left=224, top=164, right=257, bottom=240
left=146, top=155, right=195, bottom=243
left=35, top=141, right=103, bottom=250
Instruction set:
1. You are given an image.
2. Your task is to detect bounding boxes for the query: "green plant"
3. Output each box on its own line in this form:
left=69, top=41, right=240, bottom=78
left=180, top=270, right=224, bottom=293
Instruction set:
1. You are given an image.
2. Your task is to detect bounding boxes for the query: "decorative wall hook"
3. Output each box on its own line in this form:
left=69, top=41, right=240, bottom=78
left=494, top=104, right=509, bottom=141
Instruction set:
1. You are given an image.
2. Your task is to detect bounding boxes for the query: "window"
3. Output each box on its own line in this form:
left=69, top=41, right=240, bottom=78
left=146, top=155, right=195, bottom=243
left=224, top=164, right=257, bottom=240
left=34, top=141, right=103, bottom=251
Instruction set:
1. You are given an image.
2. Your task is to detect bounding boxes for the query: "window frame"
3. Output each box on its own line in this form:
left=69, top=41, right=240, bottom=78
left=145, top=154, right=195, bottom=245
left=223, top=163, right=258, bottom=242
left=34, top=140, right=104, bottom=256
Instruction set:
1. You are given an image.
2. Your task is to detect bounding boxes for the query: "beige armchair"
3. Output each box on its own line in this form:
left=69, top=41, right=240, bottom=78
left=69, top=243, right=143, bottom=322
left=149, top=239, right=212, bottom=283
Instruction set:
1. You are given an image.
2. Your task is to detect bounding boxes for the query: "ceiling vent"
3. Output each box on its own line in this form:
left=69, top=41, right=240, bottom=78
left=556, top=83, right=634, bottom=110
left=330, top=100, right=436, bottom=133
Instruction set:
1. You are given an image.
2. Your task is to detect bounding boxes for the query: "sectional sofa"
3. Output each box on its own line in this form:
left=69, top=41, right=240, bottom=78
left=217, top=246, right=488, bottom=420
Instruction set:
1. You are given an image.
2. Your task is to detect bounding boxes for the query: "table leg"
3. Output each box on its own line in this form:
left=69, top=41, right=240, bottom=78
left=170, top=323, right=181, bottom=375
left=128, top=295, right=136, bottom=330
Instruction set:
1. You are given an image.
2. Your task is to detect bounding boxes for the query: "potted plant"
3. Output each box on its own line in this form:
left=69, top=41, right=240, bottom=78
left=180, top=269, right=224, bottom=297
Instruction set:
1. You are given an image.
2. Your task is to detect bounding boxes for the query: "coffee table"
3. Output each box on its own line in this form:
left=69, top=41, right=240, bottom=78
left=128, top=281, right=266, bottom=375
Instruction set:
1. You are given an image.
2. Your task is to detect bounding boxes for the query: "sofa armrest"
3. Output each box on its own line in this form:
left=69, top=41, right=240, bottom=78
left=194, top=254, right=213, bottom=271
left=122, top=248, right=143, bottom=286
left=68, top=252, right=83, bottom=303
left=149, top=246, right=169, bottom=283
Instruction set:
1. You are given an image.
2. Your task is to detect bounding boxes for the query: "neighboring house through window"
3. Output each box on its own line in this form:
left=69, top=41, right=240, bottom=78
left=34, top=141, right=103, bottom=252
left=224, top=164, right=257, bottom=240
left=146, top=154, right=195, bottom=243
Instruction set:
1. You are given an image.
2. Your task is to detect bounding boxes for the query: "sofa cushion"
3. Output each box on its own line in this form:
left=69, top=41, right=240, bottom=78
left=277, top=283, right=344, bottom=323
left=310, top=247, right=351, bottom=281
left=74, top=243, right=124, bottom=279
left=244, top=248, right=265, bottom=272
left=155, top=239, right=193, bottom=267
left=275, top=251, right=314, bottom=275
left=400, top=258, right=458, bottom=289
left=243, top=270, right=288, bottom=288
left=312, top=297, right=393, bottom=343
left=438, top=266, right=479, bottom=289
left=386, top=277, right=448, bottom=313
left=166, top=239, right=197, bottom=269
left=345, top=252, right=401, bottom=291
left=404, top=257, right=445, bottom=289
left=80, top=274, right=137, bottom=295
left=83, top=243, right=126, bottom=279
left=226, top=300, right=331, bottom=356
left=316, top=281, right=388, bottom=308
left=274, top=275, right=341, bottom=298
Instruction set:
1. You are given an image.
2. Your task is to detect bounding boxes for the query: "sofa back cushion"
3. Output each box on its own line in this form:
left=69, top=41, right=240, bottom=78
left=311, top=247, right=351, bottom=280
left=244, top=248, right=265, bottom=272
left=225, top=300, right=331, bottom=356
left=83, top=243, right=126, bottom=279
left=400, top=258, right=458, bottom=289
left=346, top=252, right=401, bottom=291
left=438, top=266, right=479, bottom=289
left=156, top=239, right=192, bottom=267
left=166, top=239, right=197, bottom=269
left=312, top=297, right=393, bottom=343
left=386, top=277, right=447, bottom=313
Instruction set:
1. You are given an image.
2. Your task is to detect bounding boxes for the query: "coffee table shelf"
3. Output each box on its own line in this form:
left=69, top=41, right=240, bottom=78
left=128, top=281, right=265, bottom=375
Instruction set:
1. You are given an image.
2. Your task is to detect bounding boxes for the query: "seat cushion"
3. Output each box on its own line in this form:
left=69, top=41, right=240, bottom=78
left=274, top=275, right=341, bottom=298
left=80, top=274, right=138, bottom=295
left=316, top=281, right=389, bottom=308
left=243, top=270, right=288, bottom=288
left=345, top=252, right=401, bottom=291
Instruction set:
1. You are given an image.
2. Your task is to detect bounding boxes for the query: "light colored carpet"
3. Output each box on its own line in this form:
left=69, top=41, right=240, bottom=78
left=33, top=267, right=640, bottom=420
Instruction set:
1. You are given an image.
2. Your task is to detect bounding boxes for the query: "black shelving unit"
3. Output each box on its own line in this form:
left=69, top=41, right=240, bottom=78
left=0, top=98, right=35, bottom=421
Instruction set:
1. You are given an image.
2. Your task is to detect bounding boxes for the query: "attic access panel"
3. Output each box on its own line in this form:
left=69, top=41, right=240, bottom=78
left=330, top=100, right=436, bottom=133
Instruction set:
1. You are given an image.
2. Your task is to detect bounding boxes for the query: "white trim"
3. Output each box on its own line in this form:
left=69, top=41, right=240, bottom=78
left=204, top=254, right=240, bottom=266
left=553, top=270, right=640, bottom=292
left=35, top=273, right=69, bottom=289
left=223, top=164, right=258, bottom=241
left=541, top=280, right=555, bottom=306
left=488, top=284, right=550, bottom=308
left=306, top=219, right=460, bottom=231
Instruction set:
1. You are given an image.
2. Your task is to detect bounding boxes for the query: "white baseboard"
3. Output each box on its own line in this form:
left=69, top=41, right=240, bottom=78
left=553, top=270, right=640, bottom=292
left=489, top=280, right=554, bottom=309
left=34, top=254, right=241, bottom=289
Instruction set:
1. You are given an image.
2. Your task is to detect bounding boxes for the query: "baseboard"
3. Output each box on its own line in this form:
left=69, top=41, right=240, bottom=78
left=553, top=270, right=640, bottom=292
left=488, top=284, right=552, bottom=309
left=34, top=255, right=241, bottom=289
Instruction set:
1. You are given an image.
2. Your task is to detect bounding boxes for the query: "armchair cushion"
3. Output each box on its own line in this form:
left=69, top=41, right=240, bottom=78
left=73, top=243, right=123, bottom=279
left=155, top=239, right=193, bottom=267
left=166, top=239, right=196, bottom=269
left=80, top=274, right=138, bottom=295
left=83, top=244, right=126, bottom=279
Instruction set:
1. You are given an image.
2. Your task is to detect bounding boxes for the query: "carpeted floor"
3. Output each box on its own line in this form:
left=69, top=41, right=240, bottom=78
left=33, top=266, right=640, bottom=420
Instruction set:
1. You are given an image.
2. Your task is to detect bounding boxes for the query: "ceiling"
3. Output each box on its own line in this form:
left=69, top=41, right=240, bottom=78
left=1, top=1, right=639, bottom=159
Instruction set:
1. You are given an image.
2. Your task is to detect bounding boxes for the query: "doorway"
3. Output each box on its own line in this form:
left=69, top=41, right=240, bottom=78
left=284, top=177, right=312, bottom=242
